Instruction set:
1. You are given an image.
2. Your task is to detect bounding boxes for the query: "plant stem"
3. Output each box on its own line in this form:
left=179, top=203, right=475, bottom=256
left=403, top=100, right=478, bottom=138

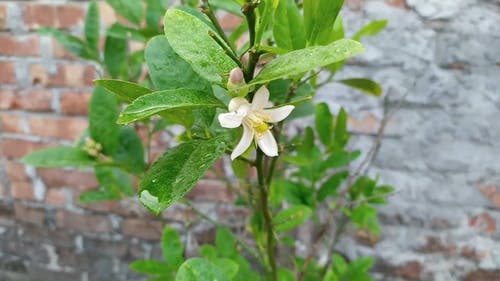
left=256, top=150, right=278, bottom=281
left=183, top=200, right=263, bottom=264
left=201, top=0, right=237, bottom=54
left=242, top=1, right=259, bottom=81
left=208, top=31, right=244, bottom=68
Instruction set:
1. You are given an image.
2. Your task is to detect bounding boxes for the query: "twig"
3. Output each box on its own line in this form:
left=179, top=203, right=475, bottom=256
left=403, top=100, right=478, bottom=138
left=183, top=200, right=263, bottom=264
left=298, top=90, right=407, bottom=280
left=201, top=0, right=237, bottom=53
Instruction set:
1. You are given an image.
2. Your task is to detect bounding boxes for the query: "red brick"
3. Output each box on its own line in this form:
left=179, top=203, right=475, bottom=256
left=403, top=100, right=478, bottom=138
left=14, top=203, right=45, bottom=226
left=219, top=12, right=243, bottom=31
left=465, top=270, right=500, bottom=281
left=27, top=116, right=87, bottom=140
left=345, top=0, right=362, bottom=10
left=477, top=183, right=500, bottom=208
left=0, top=4, right=7, bottom=30
left=0, top=89, right=52, bottom=112
left=4, top=161, right=29, bottom=182
left=0, top=61, right=16, bottom=84
left=121, top=218, right=163, bottom=240
left=11, top=181, right=35, bottom=201
left=52, top=39, right=77, bottom=60
left=56, top=4, right=85, bottom=29
left=60, top=92, right=91, bottom=116
left=37, top=168, right=98, bottom=189
left=23, top=4, right=84, bottom=30
left=187, top=180, right=235, bottom=202
left=349, top=114, right=381, bottom=135
left=56, top=211, right=111, bottom=233
left=419, top=236, right=456, bottom=255
left=469, top=213, right=496, bottom=235
left=0, top=113, right=24, bottom=134
left=395, top=261, right=423, bottom=280
left=0, top=138, right=55, bottom=159
left=23, top=4, right=57, bottom=29
left=461, top=246, right=489, bottom=261
left=0, top=35, right=40, bottom=56
left=385, top=0, right=408, bottom=9
left=45, top=188, right=67, bottom=207
left=162, top=203, right=198, bottom=222
left=204, top=159, right=225, bottom=180
left=98, top=2, right=118, bottom=28
left=30, top=63, right=96, bottom=87
left=76, top=199, right=123, bottom=215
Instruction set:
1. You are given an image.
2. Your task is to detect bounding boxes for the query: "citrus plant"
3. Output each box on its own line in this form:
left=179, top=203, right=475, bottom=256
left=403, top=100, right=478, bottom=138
left=23, top=0, right=393, bottom=280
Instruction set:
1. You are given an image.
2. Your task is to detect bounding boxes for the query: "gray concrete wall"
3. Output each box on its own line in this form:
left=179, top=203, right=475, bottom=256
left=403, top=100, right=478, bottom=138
left=319, top=0, right=500, bottom=280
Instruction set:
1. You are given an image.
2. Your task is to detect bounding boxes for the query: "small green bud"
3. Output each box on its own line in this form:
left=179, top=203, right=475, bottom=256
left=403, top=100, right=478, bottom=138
left=227, top=68, right=249, bottom=97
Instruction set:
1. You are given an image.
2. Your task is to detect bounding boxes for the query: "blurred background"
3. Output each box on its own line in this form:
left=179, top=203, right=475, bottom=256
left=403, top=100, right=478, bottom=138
left=0, top=0, right=499, bottom=280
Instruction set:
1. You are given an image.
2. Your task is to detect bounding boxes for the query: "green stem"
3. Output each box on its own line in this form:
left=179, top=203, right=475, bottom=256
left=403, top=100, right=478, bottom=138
left=201, top=0, right=237, bottom=54
left=242, top=1, right=259, bottom=81
left=208, top=31, right=244, bottom=68
left=184, top=200, right=263, bottom=264
left=256, top=151, right=278, bottom=281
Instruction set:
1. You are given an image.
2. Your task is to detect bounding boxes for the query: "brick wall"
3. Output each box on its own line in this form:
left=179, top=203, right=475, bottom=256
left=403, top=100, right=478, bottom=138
left=1, top=0, right=499, bottom=281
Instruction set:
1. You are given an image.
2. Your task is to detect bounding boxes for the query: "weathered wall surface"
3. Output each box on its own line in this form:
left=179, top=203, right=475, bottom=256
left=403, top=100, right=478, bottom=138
left=327, top=0, right=500, bottom=280
left=0, top=0, right=499, bottom=280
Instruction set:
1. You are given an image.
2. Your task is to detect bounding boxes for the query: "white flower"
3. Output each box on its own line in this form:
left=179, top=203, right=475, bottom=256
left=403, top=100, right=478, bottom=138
left=218, top=86, right=294, bottom=160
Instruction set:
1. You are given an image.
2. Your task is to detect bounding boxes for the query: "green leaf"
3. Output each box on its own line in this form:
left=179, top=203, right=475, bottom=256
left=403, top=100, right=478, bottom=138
left=79, top=189, right=119, bottom=203
left=317, top=171, right=349, bottom=201
left=212, top=258, right=239, bottom=279
left=139, top=137, right=227, bottom=214
left=215, top=227, right=236, bottom=257
left=106, top=0, right=143, bottom=26
left=349, top=176, right=376, bottom=200
left=145, top=36, right=211, bottom=92
left=315, top=103, right=333, bottom=146
left=146, top=0, right=167, bottom=28
left=104, top=23, right=128, bottom=79
left=114, top=127, right=145, bottom=174
left=209, top=0, right=243, bottom=16
left=162, top=226, right=184, bottom=270
left=176, top=258, right=230, bottom=281
left=117, top=89, right=224, bottom=124
left=94, top=79, right=154, bottom=103
left=251, top=39, right=364, bottom=85
left=278, top=268, right=296, bottom=281
left=130, top=260, right=170, bottom=275
left=199, top=245, right=218, bottom=260
left=164, top=9, right=237, bottom=84
left=89, top=86, right=120, bottom=155
left=129, top=49, right=146, bottom=81
left=84, top=0, right=100, bottom=52
left=334, top=108, right=348, bottom=147
left=273, top=0, right=306, bottom=51
left=352, top=20, right=388, bottom=41
left=39, top=28, right=98, bottom=61
left=304, top=0, right=344, bottom=45
left=320, top=150, right=360, bottom=171
left=22, top=147, right=95, bottom=168
left=95, top=166, right=134, bottom=197
left=350, top=204, right=380, bottom=236
left=331, top=254, right=348, bottom=274
left=274, top=205, right=312, bottom=232
left=338, top=78, right=382, bottom=97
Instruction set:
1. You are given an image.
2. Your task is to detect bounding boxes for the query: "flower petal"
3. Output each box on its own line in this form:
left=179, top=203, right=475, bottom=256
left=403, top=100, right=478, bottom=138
left=262, top=105, right=295, bottom=123
left=228, top=97, right=249, bottom=112
left=231, top=123, right=254, bottom=160
left=218, top=112, right=243, bottom=128
left=251, top=86, right=270, bottom=110
left=257, top=130, right=278, bottom=157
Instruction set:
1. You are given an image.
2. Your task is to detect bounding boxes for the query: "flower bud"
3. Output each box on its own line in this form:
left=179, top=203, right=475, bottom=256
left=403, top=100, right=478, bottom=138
left=227, top=68, right=249, bottom=97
